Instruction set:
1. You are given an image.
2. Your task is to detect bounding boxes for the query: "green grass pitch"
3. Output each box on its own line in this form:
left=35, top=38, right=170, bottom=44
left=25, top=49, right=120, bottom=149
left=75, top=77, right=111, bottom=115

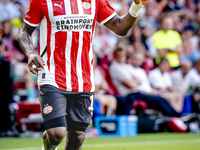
left=0, top=132, right=200, bottom=150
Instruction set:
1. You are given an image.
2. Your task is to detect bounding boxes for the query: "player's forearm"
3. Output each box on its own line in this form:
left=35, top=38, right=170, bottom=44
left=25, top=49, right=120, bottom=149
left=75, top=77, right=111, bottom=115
left=18, top=23, right=36, bottom=56
left=115, top=1, right=145, bottom=35
left=18, top=24, right=45, bottom=74
left=105, top=1, right=144, bottom=36
left=113, top=14, right=138, bottom=36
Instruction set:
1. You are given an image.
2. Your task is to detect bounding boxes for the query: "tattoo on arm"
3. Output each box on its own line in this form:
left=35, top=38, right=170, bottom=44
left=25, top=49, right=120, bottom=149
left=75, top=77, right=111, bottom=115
left=18, top=23, right=37, bottom=56
left=18, top=23, right=45, bottom=74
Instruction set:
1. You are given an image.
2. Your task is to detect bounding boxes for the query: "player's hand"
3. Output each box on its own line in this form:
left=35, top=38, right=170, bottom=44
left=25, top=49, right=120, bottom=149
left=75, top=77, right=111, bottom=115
left=134, top=0, right=149, bottom=5
left=27, top=51, right=45, bottom=74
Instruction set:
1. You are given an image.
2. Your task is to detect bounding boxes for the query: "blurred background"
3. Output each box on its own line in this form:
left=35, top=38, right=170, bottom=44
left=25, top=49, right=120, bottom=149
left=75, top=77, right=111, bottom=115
left=1, top=0, right=200, bottom=139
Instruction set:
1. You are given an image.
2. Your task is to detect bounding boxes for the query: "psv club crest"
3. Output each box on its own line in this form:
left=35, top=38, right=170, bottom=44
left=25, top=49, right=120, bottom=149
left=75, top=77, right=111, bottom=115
left=82, top=2, right=91, bottom=9
left=43, top=105, right=53, bottom=114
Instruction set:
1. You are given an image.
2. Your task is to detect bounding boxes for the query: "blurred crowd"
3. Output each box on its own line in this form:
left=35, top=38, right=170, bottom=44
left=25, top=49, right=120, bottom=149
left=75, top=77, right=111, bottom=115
left=93, top=0, right=200, bottom=116
left=1, top=0, right=200, bottom=135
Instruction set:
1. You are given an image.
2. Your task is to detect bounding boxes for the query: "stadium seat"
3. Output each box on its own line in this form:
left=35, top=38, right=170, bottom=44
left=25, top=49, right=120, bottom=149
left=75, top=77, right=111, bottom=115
left=100, top=53, right=114, bottom=70
left=142, top=58, right=155, bottom=74
left=13, top=82, right=25, bottom=90
left=16, top=102, right=41, bottom=131
left=21, top=113, right=43, bottom=132
left=131, top=99, right=163, bottom=117
left=13, top=82, right=38, bottom=90
left=132, top=100, right=148, bottom=112
left=96, top=65, right=119, bottom=95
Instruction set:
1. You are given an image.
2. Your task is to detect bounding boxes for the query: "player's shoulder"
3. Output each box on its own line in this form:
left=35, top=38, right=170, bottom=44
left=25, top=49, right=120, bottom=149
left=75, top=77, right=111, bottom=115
left=96, top=0, right=109, bottom=6
left=29, top=0, right=39, bottom=3
left=29, top=0, right=42, bottom=6
left=96, top=0, right=107, bottom=3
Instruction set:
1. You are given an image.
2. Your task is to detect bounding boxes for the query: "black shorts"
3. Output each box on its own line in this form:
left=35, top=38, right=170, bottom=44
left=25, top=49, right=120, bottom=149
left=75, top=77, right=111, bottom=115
left=39, top=85, right=94, bottom=131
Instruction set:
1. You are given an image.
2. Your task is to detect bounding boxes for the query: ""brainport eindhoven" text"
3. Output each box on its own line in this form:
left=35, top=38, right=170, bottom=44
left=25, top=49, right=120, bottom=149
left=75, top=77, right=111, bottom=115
left=56, top=19, right=93, bottom=31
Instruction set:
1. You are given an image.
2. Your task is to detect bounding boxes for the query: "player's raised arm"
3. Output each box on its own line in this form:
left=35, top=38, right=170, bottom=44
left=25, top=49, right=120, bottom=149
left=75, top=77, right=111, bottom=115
left=105, top=0, right=149, bottom=36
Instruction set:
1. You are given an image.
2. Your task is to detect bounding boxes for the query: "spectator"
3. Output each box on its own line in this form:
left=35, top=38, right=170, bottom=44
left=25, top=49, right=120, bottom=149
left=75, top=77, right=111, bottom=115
left=128, top=51, right=154, bottom=94
left=138, top=0, right=158, bottom=37
left=129, top=51, right=186, bottom=113
left=16, top=0, right=29, bottom=17
left=110, top=46, right=182, bottom=115
left=152, top=16, right=182, bottom=68
left=148, top=58, right=173, bottom=92
left=128, top=25, right=142, bottom=44
left=187, top=58, right=200, bottom=88
left=93, top=25, right=116, bottom=59
left=109, top=46, right=141, bottom=96
left=13, top=62, right=36, bottom=102
left=149, top=58, right=184, bottom=112
left=162, top=0, right=182, bottom=12
left=156, top=0, right=169, bottom=13
left=171, top=60, right=192, bottom=92
left=0, top=19, right=36, bottom=101
left=180, top=27, right=195, bottom=62
left=189, top=42, right=200, bottom=63
left=0, top=19, right=23, bottom=57
left=1, top=20, right=13, bottom=50
left=93, top=53, right=117, bottom=116
left=0, top=0, right=21, bottom=23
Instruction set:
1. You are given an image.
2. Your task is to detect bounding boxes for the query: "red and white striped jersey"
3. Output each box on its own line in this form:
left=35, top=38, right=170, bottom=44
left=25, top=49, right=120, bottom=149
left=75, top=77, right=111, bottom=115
left=24, top=0, right=116, bottom=92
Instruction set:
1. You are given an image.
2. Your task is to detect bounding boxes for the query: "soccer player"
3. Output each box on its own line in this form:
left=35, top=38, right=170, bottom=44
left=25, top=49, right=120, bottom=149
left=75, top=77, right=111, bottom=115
left=18, top=0, right=149, bottom=149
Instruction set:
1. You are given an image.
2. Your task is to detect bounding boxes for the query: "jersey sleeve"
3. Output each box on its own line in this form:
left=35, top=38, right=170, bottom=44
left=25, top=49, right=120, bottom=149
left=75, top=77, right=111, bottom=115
left=96, top=0, right=116, bottom=25
left=24, top=0, right=43, bottom=27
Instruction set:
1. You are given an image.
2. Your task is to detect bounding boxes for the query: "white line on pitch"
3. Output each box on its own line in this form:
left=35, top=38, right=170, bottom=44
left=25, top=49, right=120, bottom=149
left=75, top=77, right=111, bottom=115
left=83, top=138, right=200, bottom=148
left=0, top=138, right=200, bottom=150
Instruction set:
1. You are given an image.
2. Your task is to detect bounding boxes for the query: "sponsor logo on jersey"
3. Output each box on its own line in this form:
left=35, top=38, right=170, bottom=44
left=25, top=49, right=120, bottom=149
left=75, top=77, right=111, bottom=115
left=43, top=106, right=53, bottom=114
left=55, top=16, right=93, bottom=31
left=82, top=2, right=91, bottom=9
left=54, top=2, right=63, bottom=9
